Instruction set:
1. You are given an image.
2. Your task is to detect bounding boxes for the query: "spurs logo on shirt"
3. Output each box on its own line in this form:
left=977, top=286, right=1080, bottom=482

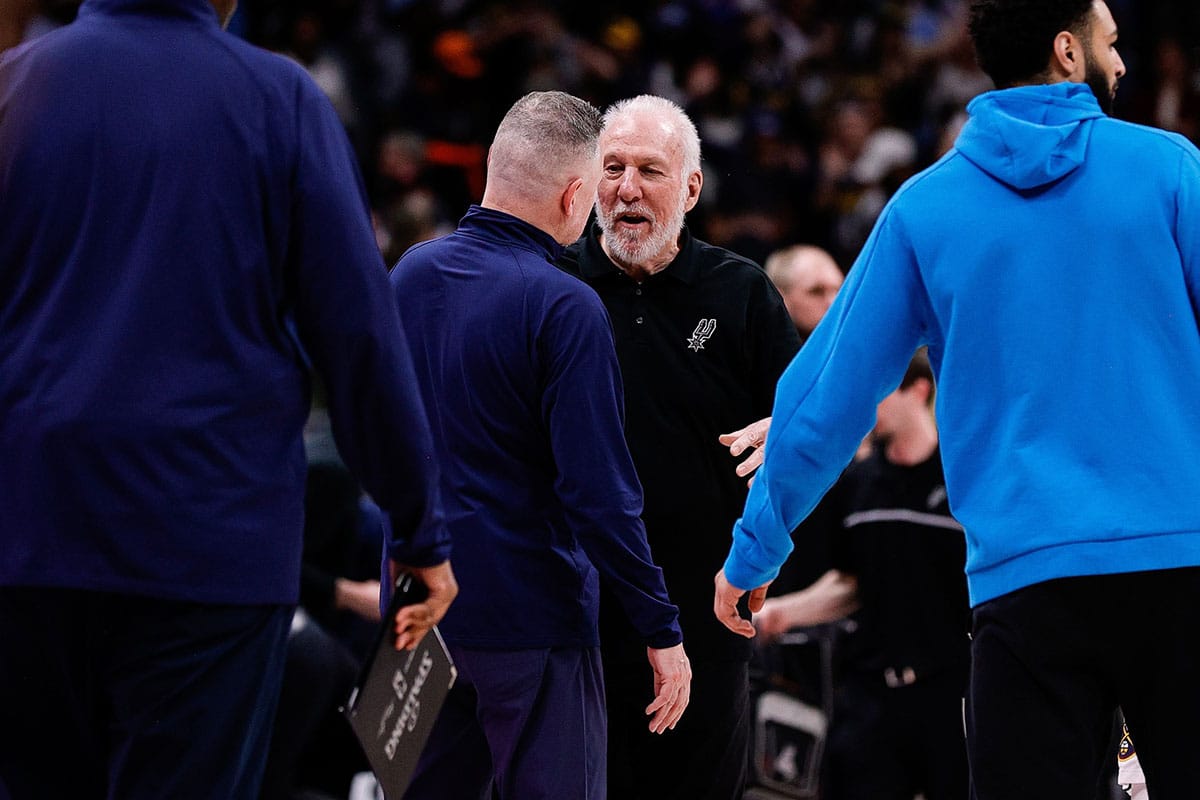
left=687, top=318, right=716, bottom=351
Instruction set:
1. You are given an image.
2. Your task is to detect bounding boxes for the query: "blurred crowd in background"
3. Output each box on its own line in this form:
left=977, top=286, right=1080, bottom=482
left=4, top=2, right=1200, bottom=797
left=4, top=0, right=1199, bottom=273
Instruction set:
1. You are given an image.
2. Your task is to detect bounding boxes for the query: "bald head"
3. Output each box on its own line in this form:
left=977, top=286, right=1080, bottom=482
left=764, top=245, right=843, bottom=335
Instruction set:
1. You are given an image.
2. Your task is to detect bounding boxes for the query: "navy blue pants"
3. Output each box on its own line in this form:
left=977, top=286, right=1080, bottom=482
left=402, top=645, right=605, bottom=800
left=0, top=587, right=291, bottom=800
left=967, top=567, right=1200, bottom=800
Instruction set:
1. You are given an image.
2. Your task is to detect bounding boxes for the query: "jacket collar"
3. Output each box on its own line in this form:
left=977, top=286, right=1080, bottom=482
left=457, top=205, right=565, bottom=262
left=79, top=0, right=219, bottom=25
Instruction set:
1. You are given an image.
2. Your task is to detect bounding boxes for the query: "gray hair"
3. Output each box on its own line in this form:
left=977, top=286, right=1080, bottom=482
left=602, top=95, right=702, bottom=180
left=489, top=91, right=603, bottom=187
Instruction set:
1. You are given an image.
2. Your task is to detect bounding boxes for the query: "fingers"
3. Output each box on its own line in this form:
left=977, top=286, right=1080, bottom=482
left=717, top=429, right=744, bottom=448
left=390, top=560, right=458, bottom=651
left=645, top=673, right=690, bottom=734
left=393, top=603, right=434, bottom=651
left=722, top=429, right=757, bottom=458
left=722, top=611, right=756, bottom=638
left=747, top=584, right=770, bottom=614
left=645, top=645, right=691, bottom=734
left=713, top=569, right=757, bottom=638
left=718, top=417, right=771, bottom=457
left=734, top=448, right=765, bottom=478
left=715, top=574, right=775, bottom=641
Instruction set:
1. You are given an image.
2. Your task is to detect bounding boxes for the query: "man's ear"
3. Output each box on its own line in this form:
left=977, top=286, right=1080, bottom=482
left=683, top=169, right=703, bottom=214
left=561, top=176, right=585, bottom=219
left=1050, top=30, right=1084, bottom=81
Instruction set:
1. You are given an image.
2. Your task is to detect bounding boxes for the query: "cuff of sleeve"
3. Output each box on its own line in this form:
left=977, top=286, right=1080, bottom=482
left=722, top=530, right=783, bottom=593
left=385, top=516, right=451, bottom=567
left=644, top=623, right=684, bottom=650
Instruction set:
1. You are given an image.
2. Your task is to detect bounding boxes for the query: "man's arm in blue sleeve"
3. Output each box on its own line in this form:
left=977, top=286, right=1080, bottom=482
left=542, top=288, right=682, bottom=648
left=724, top=204, right=932, bottom=592
left=286, top=77, right=448, bottom=568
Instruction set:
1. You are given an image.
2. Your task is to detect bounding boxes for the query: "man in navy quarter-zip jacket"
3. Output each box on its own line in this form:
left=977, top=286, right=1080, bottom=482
left=0, top=1, right=454, bottom=797
left=390, top=91, right=691, bottom=800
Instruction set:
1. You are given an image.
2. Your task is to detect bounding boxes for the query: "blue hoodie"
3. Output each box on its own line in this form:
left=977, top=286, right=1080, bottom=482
left=725, top=83, right=1200, bottom=605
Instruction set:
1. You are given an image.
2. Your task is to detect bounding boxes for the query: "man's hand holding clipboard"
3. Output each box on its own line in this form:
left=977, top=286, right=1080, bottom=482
left=387, top=560, right=458, bottom=651
left=344, top=566, right=460, bottom=799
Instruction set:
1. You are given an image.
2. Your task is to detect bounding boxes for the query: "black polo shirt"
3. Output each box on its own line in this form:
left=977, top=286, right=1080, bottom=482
left=828, top=446, right=970, bottom=682
left=560, top=224, right=801, bottom=660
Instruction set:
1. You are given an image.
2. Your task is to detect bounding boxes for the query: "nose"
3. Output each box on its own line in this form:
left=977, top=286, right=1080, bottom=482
left=1114, top=50, right=1126, bottom=79
left=617, top=168, right=641, bottom=202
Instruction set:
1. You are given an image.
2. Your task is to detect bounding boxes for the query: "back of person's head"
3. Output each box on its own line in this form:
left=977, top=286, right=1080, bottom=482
left=487, top=91, right=602, bottom=203
left=968, top=0, right=1094, bottom=88
left=602, top=94, right=702, bottom=180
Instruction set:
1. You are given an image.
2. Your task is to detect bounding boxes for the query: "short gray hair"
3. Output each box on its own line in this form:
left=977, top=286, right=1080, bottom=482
left=490, top=91, right=603, bottom=185
left=603, top=95, right=702, bottom=179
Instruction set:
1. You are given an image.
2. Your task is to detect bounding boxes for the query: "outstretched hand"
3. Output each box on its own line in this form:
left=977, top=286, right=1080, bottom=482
left=718, top=416, right=772, bottom=487
left=389, top=559, right=459, bottom=651
left=644, top=643, right=692, bottom=734
left=713, top=568, right=770, bottom=638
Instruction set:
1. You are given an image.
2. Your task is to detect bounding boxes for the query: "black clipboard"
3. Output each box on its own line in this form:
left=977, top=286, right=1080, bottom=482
left=343, top=573, right=457, bottom=799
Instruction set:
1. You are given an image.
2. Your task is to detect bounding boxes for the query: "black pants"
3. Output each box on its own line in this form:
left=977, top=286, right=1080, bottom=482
left=0, top=587, right=291, bottom=800
left=967, top=567, right=1200, bottom=800
left=824, top=670, right=968, bottom=800
left=604, top=656, right=749, bottom=800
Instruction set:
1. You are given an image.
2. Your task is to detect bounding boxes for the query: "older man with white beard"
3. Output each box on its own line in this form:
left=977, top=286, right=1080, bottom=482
left=558, top=95, right=801, bottom=800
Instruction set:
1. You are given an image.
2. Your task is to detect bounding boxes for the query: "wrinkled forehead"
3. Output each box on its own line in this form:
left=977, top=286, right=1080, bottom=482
left=601, top=111, right=685, bottom=163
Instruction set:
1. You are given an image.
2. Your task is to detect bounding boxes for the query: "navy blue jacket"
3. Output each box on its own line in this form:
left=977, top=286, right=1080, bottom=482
left=0, top=0, right=447, bottom=604
left=390, top=207, right=682, bottom=649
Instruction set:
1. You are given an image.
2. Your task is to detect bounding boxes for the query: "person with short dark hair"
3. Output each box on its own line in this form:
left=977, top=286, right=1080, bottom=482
left=390, top=91, right=691, bottom=800
left=0, top=1, right=453, bottom=797
left=752, top=352, right=969, bottom=800
left=715, top=1, right=1200, bottom=797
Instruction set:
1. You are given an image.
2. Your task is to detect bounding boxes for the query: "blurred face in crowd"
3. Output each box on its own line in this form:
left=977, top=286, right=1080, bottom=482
left=596, top=108, right=701, bottom=271
left=873, top=378, right=931, bottom=443
left=1079, top=1, right=1124, bottom=114
left=779, top=249, right=843, bottom=335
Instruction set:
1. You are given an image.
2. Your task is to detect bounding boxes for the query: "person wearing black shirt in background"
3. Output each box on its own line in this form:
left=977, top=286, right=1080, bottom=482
left=752, top=353, right=969, bottom=800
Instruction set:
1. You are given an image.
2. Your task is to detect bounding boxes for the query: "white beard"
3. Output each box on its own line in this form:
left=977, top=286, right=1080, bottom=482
left=597, top=195, right=687, bottom=267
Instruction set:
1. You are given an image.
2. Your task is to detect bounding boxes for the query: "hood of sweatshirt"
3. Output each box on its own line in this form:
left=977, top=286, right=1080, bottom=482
left=955, top=82, right=1107, bottom=191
